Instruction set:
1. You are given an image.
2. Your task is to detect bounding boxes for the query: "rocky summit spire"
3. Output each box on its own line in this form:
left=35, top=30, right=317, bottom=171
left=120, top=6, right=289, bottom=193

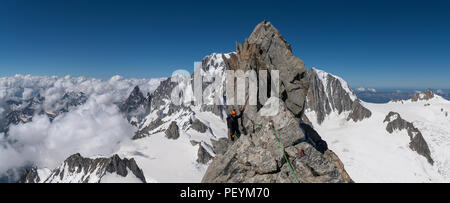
left=225, top=20, right=309, bottom=118
left=119, top=85, right=151, bottom=125
left=203, top=21, right=352, bottom=183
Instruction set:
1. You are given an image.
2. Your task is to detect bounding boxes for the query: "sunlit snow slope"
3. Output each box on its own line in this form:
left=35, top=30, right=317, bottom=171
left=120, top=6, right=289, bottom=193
left=306, top=70, right=450, bottom=183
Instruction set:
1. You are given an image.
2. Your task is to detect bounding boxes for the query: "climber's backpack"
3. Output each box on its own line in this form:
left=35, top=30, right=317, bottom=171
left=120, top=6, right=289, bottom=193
left=299, top=123, right=328, bottom=154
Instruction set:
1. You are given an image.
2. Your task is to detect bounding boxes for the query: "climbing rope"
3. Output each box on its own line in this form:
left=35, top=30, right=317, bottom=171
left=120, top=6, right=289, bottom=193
left=271, top=125, right=301, bottom=183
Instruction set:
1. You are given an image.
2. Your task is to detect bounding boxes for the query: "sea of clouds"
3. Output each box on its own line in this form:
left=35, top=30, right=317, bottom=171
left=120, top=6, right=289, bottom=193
left=0, top=74, right=164, bottom=177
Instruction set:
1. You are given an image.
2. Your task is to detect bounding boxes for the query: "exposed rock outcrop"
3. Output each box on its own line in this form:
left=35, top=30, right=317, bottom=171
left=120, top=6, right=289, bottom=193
left=133, top=118, right=165, bottom=139
left=411, top=89, right=435, bottom=102
left=132, top=77, right=192, bottom=140
left=18, top=167, right=41, bottom=183
left=199, top=53, right=231, bottom=119
left=306, top=68, right=371, bottom=124
left=202, top=98, right=352, bottom=183
left=383, top=112, right=434, bottom=165
left=190, top=117, right=209, bottom=133
left=224, top=20, right=309, bottom=118
left=202, top=21, right=351, bottom=183
left=165, top=121, right=180, bottom=140
left=197, top=145, right=214, bottom=164
left=119, top=86, right=151, bottom=125
left=211, top=138, right=234, bottom=156
left=19, top=153, right=146, bottom=183
left=347, top=99, right=372, bottom=122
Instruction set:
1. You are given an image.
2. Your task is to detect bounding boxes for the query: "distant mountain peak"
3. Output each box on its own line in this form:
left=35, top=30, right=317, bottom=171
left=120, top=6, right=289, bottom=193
left=411, top=89, right=435, bottom=102
left=19, top=153, right=146, bottom=183
left=119, top=85, right=151, bottom=125
left=131, top=85, right=141, bottom=95
left=306, top=68, right=371, bottom=124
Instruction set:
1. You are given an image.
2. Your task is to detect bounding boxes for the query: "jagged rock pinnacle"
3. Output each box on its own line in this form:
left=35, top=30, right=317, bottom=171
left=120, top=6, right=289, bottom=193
left=225, top=20, right=309, bottom=118
left=203, top=22, right=352, bottom=183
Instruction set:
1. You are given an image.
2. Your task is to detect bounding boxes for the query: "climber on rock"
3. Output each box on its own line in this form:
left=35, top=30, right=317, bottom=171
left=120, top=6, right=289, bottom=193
left=227, top=97, right=248, bottom=141
left=227, top=107, right=245, bottom=141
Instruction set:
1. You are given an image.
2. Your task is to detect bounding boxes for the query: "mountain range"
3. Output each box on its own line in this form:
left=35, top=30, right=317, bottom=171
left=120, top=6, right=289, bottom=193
left=1, top=21, right=449, bottom=183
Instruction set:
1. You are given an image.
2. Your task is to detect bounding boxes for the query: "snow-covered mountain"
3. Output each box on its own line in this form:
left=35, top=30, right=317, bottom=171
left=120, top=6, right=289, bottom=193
left=306, top=68, right=372, bottom=125
left=2, top=21, right=449, bottom=183
left=0, top=92, right=87, bottom=133
left=0, top=75, right=164, bottom=182
left=19, top=153, right=146, bottom=183
left=113, top=53, right=232, bottom=182
left=0, top=53, right=233, bottom=183
left=119, top=86, right=151, bottom=126
left=305, top=69, right=450, bottom=182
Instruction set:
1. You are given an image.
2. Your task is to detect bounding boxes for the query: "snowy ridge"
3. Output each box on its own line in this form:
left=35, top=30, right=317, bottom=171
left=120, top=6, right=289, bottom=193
left=21, top=153, right=147, bottom=183
left=113, top=53, right=231, bottom=182
left=306, top=69, right=450, bottom=182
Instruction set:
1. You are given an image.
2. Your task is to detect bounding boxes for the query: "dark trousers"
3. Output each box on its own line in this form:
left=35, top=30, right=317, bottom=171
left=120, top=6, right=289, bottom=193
left=229, top=129, right=241, bottom=141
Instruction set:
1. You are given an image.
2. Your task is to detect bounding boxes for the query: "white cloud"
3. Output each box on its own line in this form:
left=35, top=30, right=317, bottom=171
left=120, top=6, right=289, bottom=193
left=356, top=87, right=376, bottom=93
left=357, top=87, right=366, bottom=92
left=22, top=88, right=34, bottom=100
left=0, top=94, right=136, bottom=174
left=437, top=89, right=444, bottom=94
left=0, top=75, right=165, bottom=177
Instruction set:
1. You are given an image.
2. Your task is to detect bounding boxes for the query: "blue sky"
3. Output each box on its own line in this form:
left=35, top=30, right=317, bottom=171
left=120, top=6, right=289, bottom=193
left=1, top=0, right=449, bottom=88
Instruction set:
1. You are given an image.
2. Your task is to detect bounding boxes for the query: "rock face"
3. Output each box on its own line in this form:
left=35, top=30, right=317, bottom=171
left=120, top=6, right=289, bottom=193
left=165, top=121, right=180, bottom=140
left=127, top=54, right=229, bottom=166
left=19, top=153, right=146, bottom=183
left=199, top=53, right=231, bottom=119
left=133, top=118, right=164, bottom=139
left=132, top=76, right=194, bottom=139
left=211, top=138, right=234, bottom=156
left=1, top=94, right=44, bottom=133
left=224, top=20, right=309, bottom=118
left=411, top=89, right=435, bottom=102
left=202, top=99, right=352, bottom=183
left=18, top=167, right=41, bottom=183
left=190, top=117, right=209, bottom=133
left=119, top=86, right=151, bottom=126
left=306, top=68, right=372, bottom=124
left=202, top=21, right=351, bottom=183
left=383, top=112, right=434, bottom=165
left=347, top=99, right=372, bottom=122
left=197, top=145, right=214, bottom=164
